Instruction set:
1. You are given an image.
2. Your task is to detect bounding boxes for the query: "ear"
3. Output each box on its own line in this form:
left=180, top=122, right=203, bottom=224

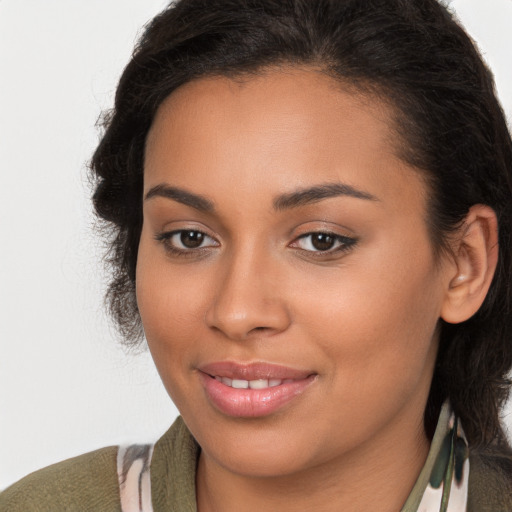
left=440, top=204, right=498, bottom=324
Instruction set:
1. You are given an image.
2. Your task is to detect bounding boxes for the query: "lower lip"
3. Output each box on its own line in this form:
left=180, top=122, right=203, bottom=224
left=199, top=372, right=316, bottom=418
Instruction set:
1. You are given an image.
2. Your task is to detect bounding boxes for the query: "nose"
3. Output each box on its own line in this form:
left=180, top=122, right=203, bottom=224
left=205, top=247, right=291, bottom=341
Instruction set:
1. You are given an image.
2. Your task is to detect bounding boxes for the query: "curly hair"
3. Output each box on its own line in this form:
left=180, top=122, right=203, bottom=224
left=91, top=0, right=512, bottom=454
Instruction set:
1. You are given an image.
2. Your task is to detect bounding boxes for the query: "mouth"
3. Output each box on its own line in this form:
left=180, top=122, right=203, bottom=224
left=212, top=377, right=294, bottom=389
left=197, top=361, right=317, bottom=418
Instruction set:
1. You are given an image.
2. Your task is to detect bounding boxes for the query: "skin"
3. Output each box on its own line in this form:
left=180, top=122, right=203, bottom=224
left=136, top=68, right=465, bottom=511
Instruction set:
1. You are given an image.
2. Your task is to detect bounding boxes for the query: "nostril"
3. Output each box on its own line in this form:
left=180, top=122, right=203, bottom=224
left=205, top=296, right=291, bottom=341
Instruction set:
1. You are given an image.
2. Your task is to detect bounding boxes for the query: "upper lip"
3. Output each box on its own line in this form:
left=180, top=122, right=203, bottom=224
left=198, top=361, right=314, bottom=381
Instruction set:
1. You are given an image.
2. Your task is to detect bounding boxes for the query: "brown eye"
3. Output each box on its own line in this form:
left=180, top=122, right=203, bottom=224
left=156, top=229, right=219, bottom=254
left=310, top=233, right=335, bottom=251
left=180, top=230, right=205, bottom=248
left=292, top=232, right=357, bottom=254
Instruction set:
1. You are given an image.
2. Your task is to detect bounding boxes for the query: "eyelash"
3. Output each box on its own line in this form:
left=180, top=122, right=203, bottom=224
left=155, top=230, right=219, bottom=258
left=291, top=232, right=357, bottom=257
left=155, top=230, right=357, bottom=258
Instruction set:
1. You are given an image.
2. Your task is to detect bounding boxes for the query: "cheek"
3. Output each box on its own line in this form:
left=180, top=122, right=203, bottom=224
left=137, top=270, right=203, bottom=339
left=135, top=234, right=207, bottom=380
left=293, top=235, right=442, bottom=396
left=136, top=266, right=207, bottom=416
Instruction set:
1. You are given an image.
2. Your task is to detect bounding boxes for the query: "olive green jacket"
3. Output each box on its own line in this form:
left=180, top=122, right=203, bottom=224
left=1, top=417, right=511, bottom=511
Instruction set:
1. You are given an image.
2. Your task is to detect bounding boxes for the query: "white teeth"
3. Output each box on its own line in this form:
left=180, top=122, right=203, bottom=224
left=232, top=379, right=249, bottom=389
left=248, top=379, right=269, bottom=389
left=216, top=377, right=286, bottom=389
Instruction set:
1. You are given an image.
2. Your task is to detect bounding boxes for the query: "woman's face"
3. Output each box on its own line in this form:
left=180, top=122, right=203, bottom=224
left=137, top=68, right=453, bottom=477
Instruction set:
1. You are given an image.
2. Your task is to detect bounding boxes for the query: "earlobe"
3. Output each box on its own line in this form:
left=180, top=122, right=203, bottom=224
left=441, top=204, right=498, bottom=324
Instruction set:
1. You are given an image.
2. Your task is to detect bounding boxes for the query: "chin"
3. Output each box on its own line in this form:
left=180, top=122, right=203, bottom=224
left=188, top=410, right=328, bottom=478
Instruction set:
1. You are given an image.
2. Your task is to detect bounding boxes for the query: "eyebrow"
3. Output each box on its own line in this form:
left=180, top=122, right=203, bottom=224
left=273, top=183, right=378, bottom=210
left=144, top=181, right=378, bottom=213
left=145, top=184, right=214, bottom=212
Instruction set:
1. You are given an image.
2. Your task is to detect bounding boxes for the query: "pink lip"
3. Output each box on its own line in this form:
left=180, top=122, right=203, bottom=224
left=198, top=362, right=317, bottom=418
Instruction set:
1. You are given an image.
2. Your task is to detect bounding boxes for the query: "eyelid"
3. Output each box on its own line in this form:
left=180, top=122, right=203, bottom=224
left=155, top=228, right=217, bottom=241
left=155, top=228, right=220, bottom=257
left=289, top=231, right=357, bottom=255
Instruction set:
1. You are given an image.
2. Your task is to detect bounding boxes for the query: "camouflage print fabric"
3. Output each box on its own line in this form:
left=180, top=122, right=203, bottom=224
left=402, top=402, right=469, bottom=511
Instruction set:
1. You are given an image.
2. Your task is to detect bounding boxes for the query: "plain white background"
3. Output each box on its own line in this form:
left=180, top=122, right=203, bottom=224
left=1, top=0, right=511, bottom=491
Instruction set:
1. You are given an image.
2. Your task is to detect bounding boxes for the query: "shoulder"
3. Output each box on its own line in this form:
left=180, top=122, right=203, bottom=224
left=0, top=418, right=197, bottom=512
left=468, top=451, right=512, bottom=512
left=0, top=446, right=121, bottom=512
left=150, top=416, right=199, bottom=511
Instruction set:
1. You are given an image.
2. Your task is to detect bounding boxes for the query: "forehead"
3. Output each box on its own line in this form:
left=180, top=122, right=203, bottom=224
left=147, top=67, right=394, bottom=162
left=144, top=67, right=426, bottom=214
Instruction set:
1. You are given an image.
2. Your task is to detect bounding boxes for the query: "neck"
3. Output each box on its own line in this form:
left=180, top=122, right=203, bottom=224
left=196, top=412, right=430, bottom=512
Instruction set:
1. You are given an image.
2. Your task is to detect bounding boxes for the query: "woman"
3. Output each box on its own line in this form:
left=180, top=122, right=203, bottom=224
left=2, top=0, right=511, bottom=510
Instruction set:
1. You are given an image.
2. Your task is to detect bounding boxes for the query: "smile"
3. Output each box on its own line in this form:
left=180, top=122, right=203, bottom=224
left=213, top=377, right=293, bottom=389
left=198, top=362, right=317, bottom=418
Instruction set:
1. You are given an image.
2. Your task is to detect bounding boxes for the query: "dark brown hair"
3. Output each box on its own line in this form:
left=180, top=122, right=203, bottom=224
left=91, top=0, right=512, bottom=455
